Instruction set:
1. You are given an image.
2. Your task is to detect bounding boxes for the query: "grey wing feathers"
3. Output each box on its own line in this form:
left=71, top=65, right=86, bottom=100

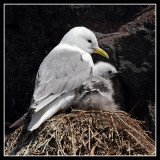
left=31, top=47, right=91, bottom=112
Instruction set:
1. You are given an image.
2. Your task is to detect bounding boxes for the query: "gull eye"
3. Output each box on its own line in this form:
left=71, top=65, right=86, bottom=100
left=108, top=70, right=112, bottom=74
left=88, top=40, right=92, bottom=43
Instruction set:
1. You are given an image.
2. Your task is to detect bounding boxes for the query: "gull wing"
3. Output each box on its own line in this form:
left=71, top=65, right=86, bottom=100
left=31, top=45, right=92, bottom=112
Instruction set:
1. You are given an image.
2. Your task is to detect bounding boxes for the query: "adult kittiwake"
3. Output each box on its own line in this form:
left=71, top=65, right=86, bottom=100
left=72, top=62, right=125, bottom=111
left=9, top=26, right=109, bottom=131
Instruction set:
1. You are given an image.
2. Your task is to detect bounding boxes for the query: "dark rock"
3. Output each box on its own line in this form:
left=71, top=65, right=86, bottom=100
left=111, top=74, right=126, bottom=111
left=97, top=5, right=155, bottom=139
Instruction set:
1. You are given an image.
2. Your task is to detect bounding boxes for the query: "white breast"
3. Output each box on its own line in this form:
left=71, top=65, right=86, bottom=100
left=81, top=52, right=94, bottom=69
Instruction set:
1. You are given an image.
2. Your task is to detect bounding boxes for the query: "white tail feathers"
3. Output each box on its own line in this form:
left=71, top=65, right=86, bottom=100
left=27, top=91, right=75, bottom=131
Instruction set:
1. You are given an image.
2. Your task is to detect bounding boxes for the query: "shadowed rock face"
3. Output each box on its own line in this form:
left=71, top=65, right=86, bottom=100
left=5, top=5, right=155, bottom=138
left=96, top=6, right=155, bottom=138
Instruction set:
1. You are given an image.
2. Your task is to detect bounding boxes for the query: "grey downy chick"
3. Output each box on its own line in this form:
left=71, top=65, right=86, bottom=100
left=72, top=61, right=125, bottom=111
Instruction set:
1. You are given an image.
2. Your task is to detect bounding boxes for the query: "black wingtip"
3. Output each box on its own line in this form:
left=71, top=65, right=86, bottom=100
left=9, top=113, right=29, bottom=129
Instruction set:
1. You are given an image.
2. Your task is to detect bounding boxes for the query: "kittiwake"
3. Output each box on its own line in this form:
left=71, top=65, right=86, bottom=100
left=9, top=26, right=109, bottom=131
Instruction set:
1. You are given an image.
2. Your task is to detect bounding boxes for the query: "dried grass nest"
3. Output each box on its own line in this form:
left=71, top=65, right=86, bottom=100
left=5, top=109, right=155, bottom=156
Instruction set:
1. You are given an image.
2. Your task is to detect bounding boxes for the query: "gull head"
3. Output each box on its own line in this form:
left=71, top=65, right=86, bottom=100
left=60, top=26, right=109, bottom=59
left=93, top=61, right=118, bottom=79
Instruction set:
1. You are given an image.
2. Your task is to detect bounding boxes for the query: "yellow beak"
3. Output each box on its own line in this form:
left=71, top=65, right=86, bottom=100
left=94, top=48, right=109, bottom=59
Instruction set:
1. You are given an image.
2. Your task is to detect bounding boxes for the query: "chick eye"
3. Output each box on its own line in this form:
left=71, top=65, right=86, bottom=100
left=88, top=40, right=92, bottom=43
left=108, top=70, right=112, bottom=74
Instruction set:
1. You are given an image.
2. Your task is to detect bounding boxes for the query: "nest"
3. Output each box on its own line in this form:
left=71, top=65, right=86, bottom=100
left=5, top=109, right=155, bottom=156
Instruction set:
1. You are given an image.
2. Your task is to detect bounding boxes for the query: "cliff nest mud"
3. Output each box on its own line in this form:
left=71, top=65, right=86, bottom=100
left=5, top=109, right=155, bottom=156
